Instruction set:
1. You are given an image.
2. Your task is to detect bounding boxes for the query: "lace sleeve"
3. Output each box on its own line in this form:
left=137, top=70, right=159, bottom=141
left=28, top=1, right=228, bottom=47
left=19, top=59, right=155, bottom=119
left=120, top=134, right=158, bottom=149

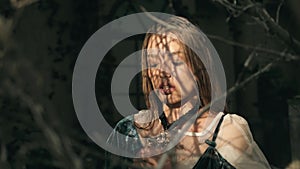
left=216, top=114, right=271, bottom=169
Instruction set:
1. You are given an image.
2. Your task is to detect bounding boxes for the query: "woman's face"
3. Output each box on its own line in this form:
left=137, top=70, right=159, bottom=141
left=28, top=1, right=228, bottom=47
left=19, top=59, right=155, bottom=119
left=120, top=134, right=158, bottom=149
left=146, top=35, right=198, bottom=108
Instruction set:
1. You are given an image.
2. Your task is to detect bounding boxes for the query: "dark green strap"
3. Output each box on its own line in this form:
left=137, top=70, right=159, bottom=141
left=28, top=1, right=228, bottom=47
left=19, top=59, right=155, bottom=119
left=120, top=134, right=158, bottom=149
left=205, top=113, right=226, bottom=148
left=159, top=106, right=198, bottom=130
left=212, top=113, right=226, bottom=141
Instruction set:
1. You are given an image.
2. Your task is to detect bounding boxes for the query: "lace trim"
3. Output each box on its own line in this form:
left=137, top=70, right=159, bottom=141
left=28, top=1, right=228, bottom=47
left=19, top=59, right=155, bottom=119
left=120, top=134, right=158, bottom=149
left=182, top=112, right=224, bottom=137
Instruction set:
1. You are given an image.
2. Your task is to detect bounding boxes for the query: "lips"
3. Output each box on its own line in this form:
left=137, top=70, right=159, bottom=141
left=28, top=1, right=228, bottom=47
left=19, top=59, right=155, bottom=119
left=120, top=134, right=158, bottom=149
left=159, top=83, right=175, bottom=95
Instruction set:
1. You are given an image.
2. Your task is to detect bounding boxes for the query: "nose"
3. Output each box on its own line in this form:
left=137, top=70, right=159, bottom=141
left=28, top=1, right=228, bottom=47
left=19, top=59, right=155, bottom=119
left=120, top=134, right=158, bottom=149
left=159, top=69, right=171, bottom=78
left=159, top=59, right=174, bottom=78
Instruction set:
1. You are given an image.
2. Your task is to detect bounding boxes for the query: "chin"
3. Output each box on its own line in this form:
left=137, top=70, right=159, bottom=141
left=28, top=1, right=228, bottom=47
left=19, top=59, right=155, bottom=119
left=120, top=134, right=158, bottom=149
left=166, top=96, right=182, bottom=106
left=156, top=93, right=179, bottom=105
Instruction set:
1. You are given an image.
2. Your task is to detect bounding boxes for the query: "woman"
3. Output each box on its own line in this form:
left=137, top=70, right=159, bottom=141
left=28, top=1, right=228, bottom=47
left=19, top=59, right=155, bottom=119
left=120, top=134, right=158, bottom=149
left=107, top=16, right=271, bottom=169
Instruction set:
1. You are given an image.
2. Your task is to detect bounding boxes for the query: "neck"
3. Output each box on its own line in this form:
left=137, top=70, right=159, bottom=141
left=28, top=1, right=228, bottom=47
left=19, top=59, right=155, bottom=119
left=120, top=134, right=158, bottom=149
left=163, top=96, right=201, bottom=124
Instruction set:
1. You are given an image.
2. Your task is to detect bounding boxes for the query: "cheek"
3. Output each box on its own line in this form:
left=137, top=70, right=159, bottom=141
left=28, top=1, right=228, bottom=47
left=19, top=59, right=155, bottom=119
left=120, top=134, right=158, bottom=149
left=147, top=69, right=153, bottom=77
left=151, top=79, right=160, bottom=89
left=148, top=70, right=159, bottom=88
left=175, top=70, right=197, bottom=91
left=148, top=69, right=159, bottom=79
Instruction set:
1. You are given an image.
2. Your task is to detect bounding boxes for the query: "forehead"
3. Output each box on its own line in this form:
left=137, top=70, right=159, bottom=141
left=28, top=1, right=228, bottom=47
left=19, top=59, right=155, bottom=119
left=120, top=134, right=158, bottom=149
left=146, top=34, right=186, bottom=59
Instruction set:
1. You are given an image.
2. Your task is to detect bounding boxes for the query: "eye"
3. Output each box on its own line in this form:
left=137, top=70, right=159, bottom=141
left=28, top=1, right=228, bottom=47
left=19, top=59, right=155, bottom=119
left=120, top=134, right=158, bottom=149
left=147, top=54, right=160, bottom=68
left=147, top=59, right=159, bottom=68
left=173, top=60, right=184, bottom=66
left=149, top=63, right=158, bottom=68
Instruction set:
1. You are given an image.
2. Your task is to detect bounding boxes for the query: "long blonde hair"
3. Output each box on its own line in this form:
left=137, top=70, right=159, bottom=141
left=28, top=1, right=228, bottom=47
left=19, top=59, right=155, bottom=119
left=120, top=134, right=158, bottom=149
left=141, top=16, right=225, bottom=113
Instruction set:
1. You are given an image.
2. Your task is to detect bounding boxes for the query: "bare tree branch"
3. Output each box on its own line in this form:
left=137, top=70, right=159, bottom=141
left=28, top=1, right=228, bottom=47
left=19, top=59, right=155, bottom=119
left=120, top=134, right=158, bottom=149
left=207, top=34, right=299, bottom=61
left=61, top=137, right=83, bottom=169
left=2, top=79, right=83, bottom=169
left=10, top=0, right=39, bottom=9
left=276, top=0, right=284, bottom=23
left=214, top=0, right=300, bottom=54
left=213, top=0, right=256, bottom=19
left=235, top=50, right=255, bottom=84
left=0, top=0, right=39, bottom=57
left=140, top=5, right=299, bottom=61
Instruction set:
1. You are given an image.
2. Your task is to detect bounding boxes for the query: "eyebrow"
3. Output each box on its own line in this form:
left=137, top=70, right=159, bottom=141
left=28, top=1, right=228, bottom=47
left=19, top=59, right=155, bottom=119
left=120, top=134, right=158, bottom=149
left=147, top=54, right=158, bottom=58
left=147, top=51, right=183, bottom=57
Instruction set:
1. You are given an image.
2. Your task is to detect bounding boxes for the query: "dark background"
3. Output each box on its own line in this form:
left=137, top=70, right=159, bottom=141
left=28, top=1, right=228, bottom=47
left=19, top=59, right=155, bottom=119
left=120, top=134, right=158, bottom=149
left=1, top=0, right=300, bottom=168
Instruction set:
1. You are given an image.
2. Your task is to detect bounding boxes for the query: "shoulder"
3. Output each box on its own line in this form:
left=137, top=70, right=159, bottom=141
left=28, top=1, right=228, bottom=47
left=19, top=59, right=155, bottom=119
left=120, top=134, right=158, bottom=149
left=217, top=113, right=253, bottom=148
left=216, top=114, right=253, bottom=165
left=223, top=113, right=249, bottom=125
left=222, top=113, right=251, bottom=131
left=217, top=113, right=271, bottom=168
